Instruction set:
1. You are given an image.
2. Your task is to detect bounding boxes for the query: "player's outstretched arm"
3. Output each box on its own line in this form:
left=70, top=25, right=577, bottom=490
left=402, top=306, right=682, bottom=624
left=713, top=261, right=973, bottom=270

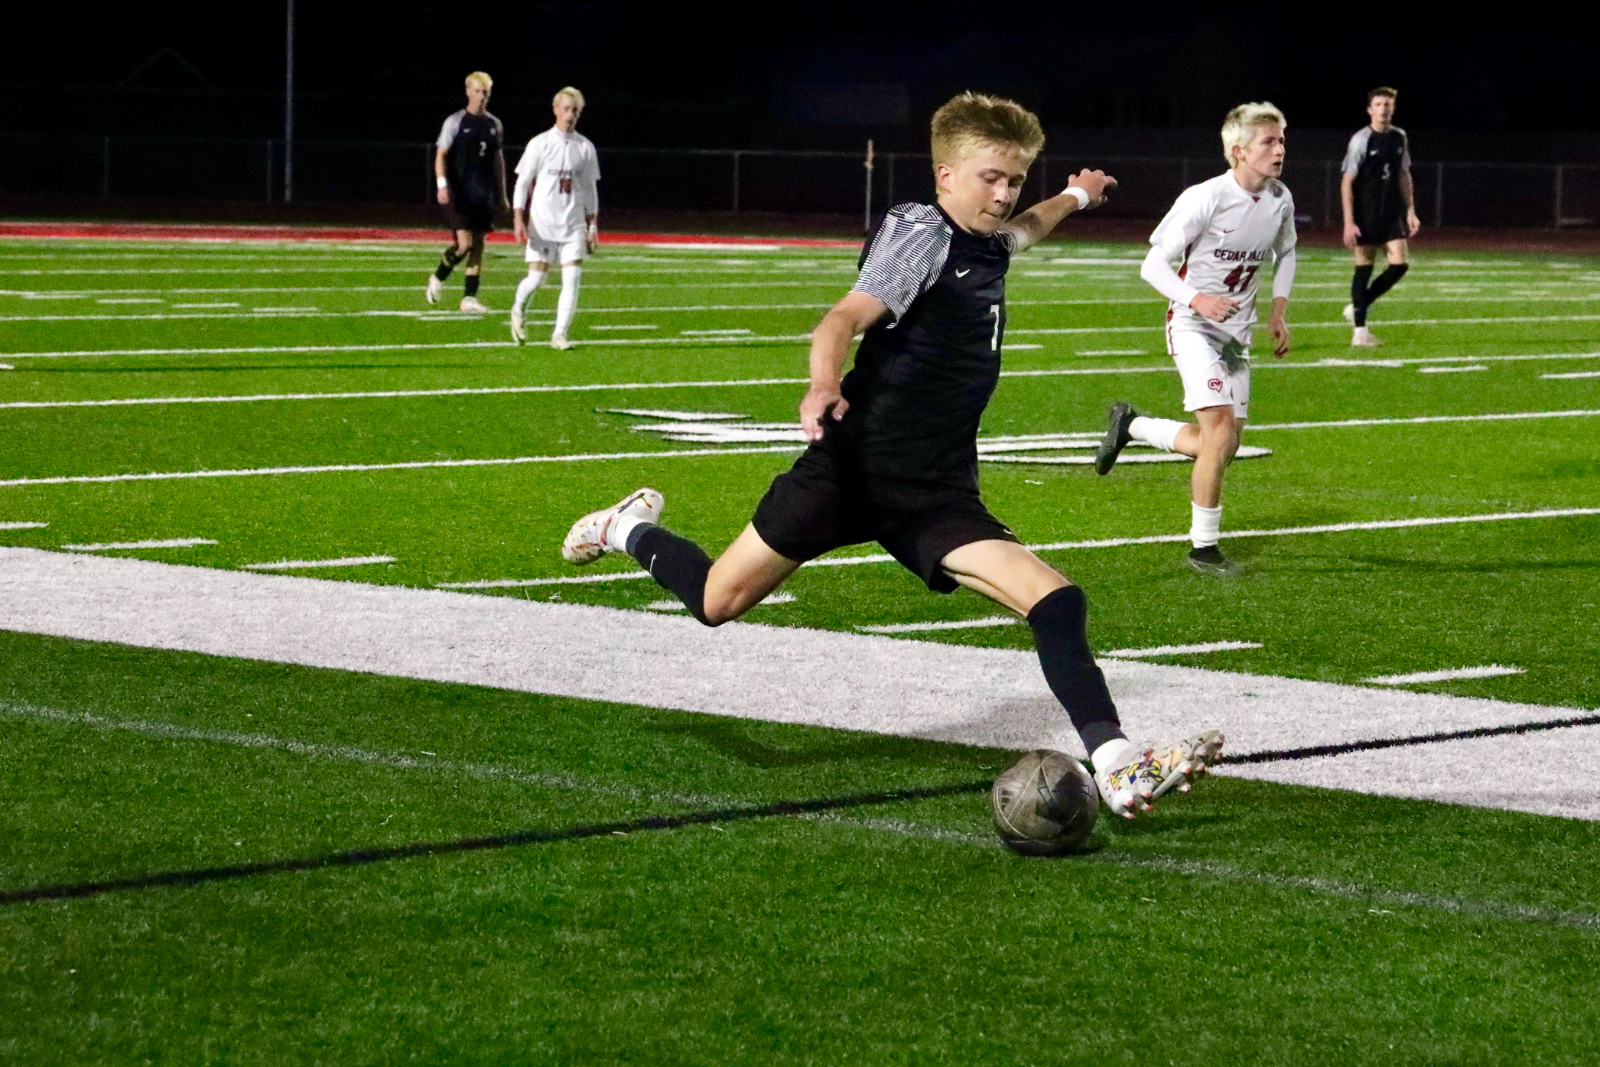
left=800, top=291, right=888, bottom=442
left=1000, top=169, right=1116, bottom=252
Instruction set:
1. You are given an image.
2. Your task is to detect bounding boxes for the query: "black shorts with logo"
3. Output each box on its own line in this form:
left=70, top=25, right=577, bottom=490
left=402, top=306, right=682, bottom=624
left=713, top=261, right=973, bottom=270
left=751, top=445, right=1018, bottom=593
left=1354, top=206, right=1407, bottom=246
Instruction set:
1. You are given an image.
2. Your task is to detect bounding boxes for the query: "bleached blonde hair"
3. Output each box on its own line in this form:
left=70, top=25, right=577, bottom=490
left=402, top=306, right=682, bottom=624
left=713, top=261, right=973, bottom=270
left=1221, top=102, right=1286, bottom=166
left=930, top=91, right=1044, bottom=169
left=554, top=86, right=586, bottom=110
left=465, top=71, right=493, bottom=91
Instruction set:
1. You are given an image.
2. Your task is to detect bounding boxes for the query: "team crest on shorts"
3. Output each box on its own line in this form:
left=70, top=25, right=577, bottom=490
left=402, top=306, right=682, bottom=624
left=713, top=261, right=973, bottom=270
left=1207, top=377, right=1224, bottom=392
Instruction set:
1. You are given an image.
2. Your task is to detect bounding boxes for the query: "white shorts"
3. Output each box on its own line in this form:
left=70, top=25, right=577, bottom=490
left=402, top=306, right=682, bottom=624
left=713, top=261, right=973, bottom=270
left=525, top=236, right=586, bottom=266
left=1167, top=321, right=1250, bottom=418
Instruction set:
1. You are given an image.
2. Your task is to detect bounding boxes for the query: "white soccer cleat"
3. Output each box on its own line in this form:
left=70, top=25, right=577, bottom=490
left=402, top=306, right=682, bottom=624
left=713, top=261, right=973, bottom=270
left=460, top=296, right=488, bottom=313
left=1093, top=731, right=1225, bottom=819
left=1341, top=303, right=1356, bottom=324
left=425, top=274, right=442, bottom=305
left=510, top=303, right=527, bottom=345
left=1351, top=326, right=1380, bottom=348
left=550, top=333, right=573, bottom=351
left=561, top=487, right=664, bottom=565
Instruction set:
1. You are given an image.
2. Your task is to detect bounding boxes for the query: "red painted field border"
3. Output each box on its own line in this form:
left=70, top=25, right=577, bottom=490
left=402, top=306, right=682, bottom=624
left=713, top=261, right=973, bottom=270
left=0, top=220, right=859, bottom=249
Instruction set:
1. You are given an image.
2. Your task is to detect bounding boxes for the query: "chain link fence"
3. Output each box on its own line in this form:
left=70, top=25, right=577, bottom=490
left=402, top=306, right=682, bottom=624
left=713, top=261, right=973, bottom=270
left=4, top=134, right=1596, bottom=230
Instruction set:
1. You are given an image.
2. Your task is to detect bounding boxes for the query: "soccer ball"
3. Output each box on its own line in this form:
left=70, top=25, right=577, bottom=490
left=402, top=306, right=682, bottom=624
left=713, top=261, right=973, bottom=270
left=991, top=749, right=1099, bottom=856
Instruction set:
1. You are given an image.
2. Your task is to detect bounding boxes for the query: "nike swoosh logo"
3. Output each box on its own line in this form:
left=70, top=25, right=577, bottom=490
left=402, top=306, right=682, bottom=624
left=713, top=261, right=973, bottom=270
left=1222, top=229, right=1234, bottom=234
left=955, top=268, right=971, bottom=277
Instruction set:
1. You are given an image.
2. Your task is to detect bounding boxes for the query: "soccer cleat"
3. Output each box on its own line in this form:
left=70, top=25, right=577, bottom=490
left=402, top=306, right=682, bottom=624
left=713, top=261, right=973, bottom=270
left=561, top=487, right=664, bottom=565
left=510, top=303, right=527, bottom=345
left=1187, top=544, right=1237, bottom=576
left=426, top=274, right=443, bottom=305
left=460, top=296, right=488, bottom=313
left=1351, top=326, right=1380, bottom=348
left=1341, top=303, right=1356, bottom=324
left=1095, top=401, right=1137, bottom=476
left=550, top=333, right=573, bottom=351
left=1094, top=731, right=1225, bottom=819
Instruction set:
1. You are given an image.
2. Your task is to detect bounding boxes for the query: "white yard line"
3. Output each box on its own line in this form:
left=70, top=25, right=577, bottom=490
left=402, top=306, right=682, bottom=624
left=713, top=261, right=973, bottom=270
left=1365, top=665, right=1526, bottom=686
left=855, top=616, right=1020, bottom=634
left=1101, top=641, right=1263, bottom=658
left=1543, top=371, right=1600, bottom=380
left=1, top=548, right=1594, bottom=821
left=1419, top=365, right=1488, bottom=373
left=0, top=522, right=47, bottom=530
left=60, top=538, right=216, bottom=551
left=242, top=555, right=397, bottom=570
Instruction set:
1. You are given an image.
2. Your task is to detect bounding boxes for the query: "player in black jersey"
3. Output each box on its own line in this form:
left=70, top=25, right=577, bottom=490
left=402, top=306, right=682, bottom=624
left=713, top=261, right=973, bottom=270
left=1339, top=87, right=1420, bottom=346
left=558, top=92, right=1224, bottom=820
left=426, top=71, right=508, bottom=313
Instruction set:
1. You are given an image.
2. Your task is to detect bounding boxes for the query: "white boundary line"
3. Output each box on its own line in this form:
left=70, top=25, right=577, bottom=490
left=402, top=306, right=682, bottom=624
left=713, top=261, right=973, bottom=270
left=1365, top=665, right=1526, bottom=685
left=1101, top=641, right=1263, bottom=658
left=0, top=521, right=47, bottom=530
left=60, top=537, right=217, bottom=551
left=855, top=616, right=1020, bottom=634
left=243, top=555, right=397, bottom=570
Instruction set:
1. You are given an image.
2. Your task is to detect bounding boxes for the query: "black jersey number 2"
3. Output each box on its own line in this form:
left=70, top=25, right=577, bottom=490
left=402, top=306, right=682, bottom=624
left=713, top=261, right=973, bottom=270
left=1223, top=264, right=1259, bottom=293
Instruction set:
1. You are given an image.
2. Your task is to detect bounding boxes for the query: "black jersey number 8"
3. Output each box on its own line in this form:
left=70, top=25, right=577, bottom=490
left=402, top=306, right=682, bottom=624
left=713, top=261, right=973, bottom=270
left=1223, top=264, right=1259, bottom=293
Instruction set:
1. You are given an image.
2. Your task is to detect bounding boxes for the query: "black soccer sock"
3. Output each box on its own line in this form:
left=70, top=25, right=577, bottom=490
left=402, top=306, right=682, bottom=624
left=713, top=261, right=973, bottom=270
left=1027, top=585, right=1125, bottom=755
left=435, top=246, right=466, bottom=281
left=628, top=524, right=713, bottom=625
left=1350, top=264, right=1375, bottom=326
left=463, top=272, right=481, bottom=297
left=1362, top=263, right=1409, bottom=310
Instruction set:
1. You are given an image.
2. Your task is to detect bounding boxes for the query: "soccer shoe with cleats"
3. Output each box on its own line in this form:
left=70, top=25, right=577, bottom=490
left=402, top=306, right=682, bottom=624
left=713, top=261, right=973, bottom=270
left=1187, top=545, right=1237, bottom=576
left=1095, top=731, right=1225, bottom=819
left=510, top=304, right=527, bottom=344
left=1351, top=326, right=1380, bottom=347
left=550, top=333, right=573, bottom=351
left=460, top=296, right=489, bottom=313
left=561, top=488, right=664, bottom=565
left=425, top=274, right=443, bottom=305
left=1095, top=401, right=1137, bottom=476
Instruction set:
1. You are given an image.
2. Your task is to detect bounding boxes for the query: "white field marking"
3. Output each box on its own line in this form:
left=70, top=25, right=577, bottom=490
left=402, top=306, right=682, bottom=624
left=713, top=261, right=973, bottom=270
left=680, top=328, right=753, bottom=336
left=3, top=547, right=1596, bottom=821
left=0, top=364, right=10, bottom=370
left=1247, top=408, right=1600, bottom=431
left=442, top=507, right=1600, bottom=590
left=0, top=445, right=805, bottom=489
left=253, top=306, right=319, bottom=312
left=601, top=408, right=748, bottom=421
left=1078, top=349, right=1147, bottom=356
left=644, top=600, right=686, bottom=611
left=1543, top=371, right=1600, bottom=380
left=589, top=324, right=659, bottom=330
left=0, top=522, right=47, bottom=530
left=0, top=700, right=720, bottom=806
left=1006, top=343, right=1043, bottom=350
left=981, top=446, right=1271, bottom=466
left=242, top=555, right=397, bottom=571
left=1101, top=641, right=1264, bottom=659
left=1420, top=365, right=1488, bottom=374
left=171, top=302, right=241, bottom=309
left=96, top=297, right=163, bottom=304
left=759, top=592, right=797, bottom=606
left=642, top=242, right=782, bottom=251
left=1009, top=314, right=1600, bottom=336
left=0, top=338, right=816, bottom=362
left=60, top=538, right=217, bottom=551
left=1365, top=665, right=1526, bottom=686
left=855, top=616, right=1020, bottom=634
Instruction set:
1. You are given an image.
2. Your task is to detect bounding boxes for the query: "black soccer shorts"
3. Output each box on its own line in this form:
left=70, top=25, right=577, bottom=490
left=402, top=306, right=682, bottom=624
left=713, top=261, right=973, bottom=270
left=751, top=446, right=1019, bottom=593
left=1354, top=207, right=1408, bottom=245
left=442, top=199, right=496, bottom=234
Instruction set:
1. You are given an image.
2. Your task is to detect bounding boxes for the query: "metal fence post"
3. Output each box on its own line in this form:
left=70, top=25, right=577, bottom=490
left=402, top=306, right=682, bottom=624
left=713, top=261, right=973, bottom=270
left=102, top=136, right=111, bottom=198
left=1180, top=157, right=1190, bottom=190
left=1554, top=164, right=1565, bottom=228
left=1434, top=163, right=1444, bottom=229
left=886, top=152, right=895, bottom=209
left=731, top=151, right=741, bottom=213
left=863, top=140, right=874, bottom=232
left=1322, top=160, right=1334, bottom=228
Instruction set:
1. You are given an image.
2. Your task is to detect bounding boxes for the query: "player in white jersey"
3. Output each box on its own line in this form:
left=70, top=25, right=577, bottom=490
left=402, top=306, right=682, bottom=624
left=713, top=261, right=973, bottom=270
left=1096, top=102, right=1297, bottom=576
left=510, top=86, right=601, bottom=350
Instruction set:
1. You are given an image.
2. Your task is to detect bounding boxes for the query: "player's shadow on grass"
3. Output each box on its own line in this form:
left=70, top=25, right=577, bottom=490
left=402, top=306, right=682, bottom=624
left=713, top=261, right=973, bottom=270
left=644, top=717, right=975, bottom=768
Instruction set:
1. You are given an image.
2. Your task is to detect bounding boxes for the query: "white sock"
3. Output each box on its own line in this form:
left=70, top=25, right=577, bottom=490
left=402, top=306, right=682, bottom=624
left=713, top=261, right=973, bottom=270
left=1091, top=738, right=1135, bottom=772
left=608, top=512, right=650, bottom=553
left=513, top=270, right=546, bottom=313
left=1190, top=502, right=1223, bottom=549
left=554, top=264, right=582, bottom=337
left=1128, top=415, right=1186, bottom=453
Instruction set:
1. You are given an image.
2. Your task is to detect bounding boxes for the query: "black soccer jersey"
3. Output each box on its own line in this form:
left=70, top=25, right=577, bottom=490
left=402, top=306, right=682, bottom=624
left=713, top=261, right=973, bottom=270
left=1343, top=126, right=1411, bottom=226
left=826, top=202, right=1014, bottom=484
left=437, top=109, right=505, bottom=207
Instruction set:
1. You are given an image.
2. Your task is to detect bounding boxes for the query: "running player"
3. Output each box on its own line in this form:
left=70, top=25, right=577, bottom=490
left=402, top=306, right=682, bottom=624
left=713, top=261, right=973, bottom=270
left=426, top=71, right=507, bottom=313
left=510, top=87, right=601, bottom=350
left=1097, top=102, right=1297, bottom=577
left=1340, top=87, right=1420, bottom=346
left=557, top=92, right=1223, bottom=820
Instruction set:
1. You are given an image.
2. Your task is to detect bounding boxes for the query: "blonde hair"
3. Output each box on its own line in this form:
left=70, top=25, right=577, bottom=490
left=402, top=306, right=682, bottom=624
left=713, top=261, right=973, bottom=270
left=930, top=91, right=1044, bottom=168
left=1221, top=102, right=1286, bottom=165
left=465, top=71, right=493, bottom=91
left=554, top=86, right=586, bottom=110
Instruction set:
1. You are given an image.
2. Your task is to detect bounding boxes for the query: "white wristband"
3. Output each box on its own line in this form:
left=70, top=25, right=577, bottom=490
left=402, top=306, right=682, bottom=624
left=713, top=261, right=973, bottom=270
left=435, top=176, right=448, bottom=189
left=1062, top=186, right=1091, bottom=210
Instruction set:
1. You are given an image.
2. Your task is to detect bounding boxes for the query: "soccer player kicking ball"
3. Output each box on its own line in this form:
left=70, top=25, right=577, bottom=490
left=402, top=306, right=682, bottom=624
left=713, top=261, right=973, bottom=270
left=427, top=72, right=508, bottom=313
left=1098, top=102, right=1297, bottom=577
left=510, top=87, right=601, bottom=350
left=1340, top=87, right=1420, bottom=346
left=559, top=92, right=1223, bottom=820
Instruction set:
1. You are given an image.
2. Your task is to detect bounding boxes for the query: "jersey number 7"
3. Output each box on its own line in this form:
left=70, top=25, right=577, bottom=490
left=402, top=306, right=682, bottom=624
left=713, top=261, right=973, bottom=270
left=1223, top=265, right=1259, bottom=293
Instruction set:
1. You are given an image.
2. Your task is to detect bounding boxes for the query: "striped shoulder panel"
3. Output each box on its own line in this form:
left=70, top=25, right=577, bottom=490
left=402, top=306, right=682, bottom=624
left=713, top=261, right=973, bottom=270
left=852, top=204, right=952, bottom=320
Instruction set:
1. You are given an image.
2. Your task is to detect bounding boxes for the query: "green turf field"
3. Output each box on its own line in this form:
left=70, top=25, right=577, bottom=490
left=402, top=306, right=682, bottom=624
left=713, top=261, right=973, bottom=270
left=2, top=233, right=1599, bottom=1064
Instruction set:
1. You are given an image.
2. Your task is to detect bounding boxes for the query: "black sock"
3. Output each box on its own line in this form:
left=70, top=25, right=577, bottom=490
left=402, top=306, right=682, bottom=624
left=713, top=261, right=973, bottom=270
left=464, top=272, right=481, bottom=297
left=1351, top=265, right=1374, bottom=326
left=1363, top=263, right=1408, bottom=310
left=628, top=525, right=713, bottom=625
left=1027, top=585, right=1124, bottom=756
left=435, top=246, right=465, bottom=280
